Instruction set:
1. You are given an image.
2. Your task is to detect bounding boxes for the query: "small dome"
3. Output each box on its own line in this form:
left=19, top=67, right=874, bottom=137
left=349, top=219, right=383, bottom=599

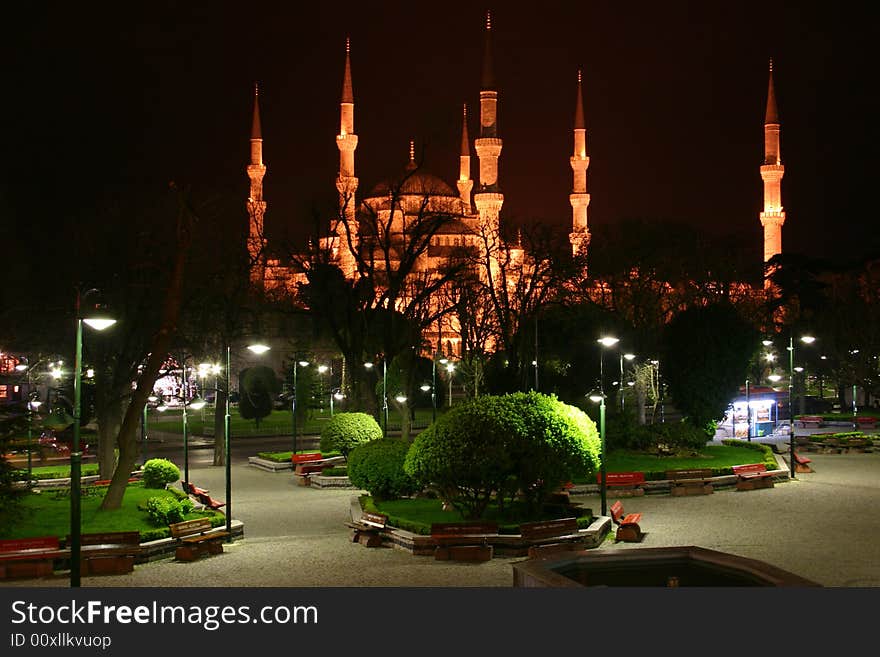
left=367, top=169, right=457, bottom=199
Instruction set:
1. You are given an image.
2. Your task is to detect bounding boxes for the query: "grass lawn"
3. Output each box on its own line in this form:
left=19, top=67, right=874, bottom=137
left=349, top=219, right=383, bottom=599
left=149, top=407, right=439, bottom=436
left=2, top=482, right=222, bottom=541
left=10, top=464, right=101, bottom=480
left=368, top=497, right=594, bottom=535
left=608, top=445, right=769, bottom=471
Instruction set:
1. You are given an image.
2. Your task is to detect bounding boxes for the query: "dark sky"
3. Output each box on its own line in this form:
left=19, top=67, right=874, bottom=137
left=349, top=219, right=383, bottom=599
left=5, top=2, right=876, bottom=266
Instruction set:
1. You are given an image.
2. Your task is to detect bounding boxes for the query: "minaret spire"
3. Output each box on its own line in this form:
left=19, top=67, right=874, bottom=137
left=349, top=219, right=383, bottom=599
left=457, top=104, right=473, bottom=212
left=336, top=37, right=359, bottom=278
left=474, top=9, right=504, bottom=237
left=247, top=82, right=267, bottom=287
left=569, top=68, right=590, bottom=262
left=759, top=58, right=785, bottom=284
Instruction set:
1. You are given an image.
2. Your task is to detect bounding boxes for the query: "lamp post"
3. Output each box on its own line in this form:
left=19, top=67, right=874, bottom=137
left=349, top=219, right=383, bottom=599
left=788, top=334, right=815, bottom=478
left=620, top=352, right=635, bottom=412
left=182, top=369, right=205, bottom=489
left=224, top=345, right=232, bottom=542
left=317, top=365, right=329, bottom=414
left=431, top=353, right=438, bottom=423
left=597, top=336, right=619, bottom=397
left=382, top=359, right=388, bottom=437
left=15, top=358, right=42, bottom=485
left=588, top=388, right=607, bottom=517
left=440, top=359, right=455, bottom=408
left=291, top=359, right=308, bottom=455
left=70, top=288, right=115, bottom=588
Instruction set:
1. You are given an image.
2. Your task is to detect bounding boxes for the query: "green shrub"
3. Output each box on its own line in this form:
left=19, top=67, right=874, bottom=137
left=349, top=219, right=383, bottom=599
left=348, top=439, right=419, bottom=501
left=720, top=439, right=777, bottom=468
left=144, top=495, right=193, bottom=526
left=404, top=392, right=600, bottom=519
left=319, top=412, right=382, bottom=457
left=142, top=458, right=181, bottom=489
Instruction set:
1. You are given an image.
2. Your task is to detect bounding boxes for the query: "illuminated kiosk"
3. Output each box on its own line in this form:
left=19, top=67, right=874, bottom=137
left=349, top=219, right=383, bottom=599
left=513, top=546, right=820, bottom=587
left=725, top=386, right=784, bottom=439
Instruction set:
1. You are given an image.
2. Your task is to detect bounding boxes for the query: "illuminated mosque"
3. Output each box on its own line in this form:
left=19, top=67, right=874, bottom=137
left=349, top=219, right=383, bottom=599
left=243, top=12, right=786, bottom=355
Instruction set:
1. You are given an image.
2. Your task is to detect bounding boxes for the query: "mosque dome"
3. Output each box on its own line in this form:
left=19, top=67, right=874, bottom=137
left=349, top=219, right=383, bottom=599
left=365, top=141, right=458, bottom=200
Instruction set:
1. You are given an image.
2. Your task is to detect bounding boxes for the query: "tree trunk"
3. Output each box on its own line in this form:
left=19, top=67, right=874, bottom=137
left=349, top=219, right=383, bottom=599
left=100, top=185, right=194, bottom=510
left=96, top=402, right=122, bottom=479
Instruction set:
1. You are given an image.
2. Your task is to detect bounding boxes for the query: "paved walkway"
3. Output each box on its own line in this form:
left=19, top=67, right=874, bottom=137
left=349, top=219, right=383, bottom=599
left=4, top=449, right=880, bottom=588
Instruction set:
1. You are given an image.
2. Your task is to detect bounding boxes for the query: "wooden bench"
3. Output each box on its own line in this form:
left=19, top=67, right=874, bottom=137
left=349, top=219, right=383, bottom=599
left=75, top=531, right=142, bottom=575
left=346, top=511, right=388, bottom=548
left=792, top=451, right=813, bottom=473
left=731, top=463, right=775, bottom=491
left=855, top=416, right=877, bottom=430
left=169, top=518, right=230, bottom=562
left=0, top=536, right=64, bottom=579
left=798, top=415, right=824, bottom=428
left=598, top=471, right=646, bottom=496
left=183, top=482, right=226, bottom=511
left=665, top=468, right=714, bottom=496
left=430, top=522, right=499, bottom=562
left=520, top=517, right=582, bottom=558
left=609, top=500, right=643, bottom=543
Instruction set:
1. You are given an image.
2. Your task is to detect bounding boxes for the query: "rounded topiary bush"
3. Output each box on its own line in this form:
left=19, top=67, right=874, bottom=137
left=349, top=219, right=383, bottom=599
left=319, top=412, right=382, bottom=457
left=142, top=458, right=181, bottom=489
left=144, top=495, right=193, bottom=526
left=404, top=391, right=600, bottom=518
left=348, top=438, right=419, bottom=501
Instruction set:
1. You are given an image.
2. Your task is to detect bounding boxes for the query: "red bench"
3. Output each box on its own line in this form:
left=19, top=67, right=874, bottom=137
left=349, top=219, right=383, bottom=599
left=292, top=453, right=326, bottom=483
left=855, top=416, right=877, bottom=429
left=183, top=482, right=225, bottom=511
left=731, top=463, right=775, bottom=491
left=792, top=451, right=813, bottom=473
left=798, top=416, right=824, bottom=428
left=597, top=471, right=646, bottom=496
left=609, top=500, right=643, bottom=543
left=0, top=536, right=64, bottom=579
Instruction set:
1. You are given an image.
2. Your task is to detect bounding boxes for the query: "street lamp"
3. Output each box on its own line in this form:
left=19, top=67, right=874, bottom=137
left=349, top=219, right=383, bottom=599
left=588, top=387, right=607, bottom=517
left=331, top=389, right=344, bottom=416
left=70, top=288, right=116, bottom=588
left=440, top=359, right=455, bottom=408
left=224, top=342, right=271, bottom=542
left=597, top=336, right=619, bottom=396
left=382, top=360, right=388, bottom=436
left=788, top=334, right=815, bottom=478
left=142, top=394, right=158, bottom=467
left=16, top=357, right=43, bottom=485
left=291, top=359, right=309, bottom=455
left=317, top=365, right=329, bottom=414
left=430, top=352, right=439, bottom=423
left=620, top=352, right=635, bottom=412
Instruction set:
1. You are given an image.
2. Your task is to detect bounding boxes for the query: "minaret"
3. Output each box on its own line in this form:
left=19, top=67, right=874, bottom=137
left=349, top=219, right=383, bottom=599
left=569, top=68, right=591, bottom=261
left=335, top=37, right=359, bottom=278
left=473, top=10, right=504, bottom=236
left=457, top=103, right=473, bottom=213
left=246, top=83, right=267, bottom=286
left=759, top=58, right=785, bottom=282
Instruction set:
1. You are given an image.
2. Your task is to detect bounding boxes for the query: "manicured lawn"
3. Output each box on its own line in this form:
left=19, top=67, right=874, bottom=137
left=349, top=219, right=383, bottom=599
left=606, top=445, right=769, bottom=472
left=150, top=407, right=439, bottom=436
left=368, top=497, right=593, bottom=535
left=10, top=464, right=100, bottom=480
left=2, top=482, right=221, bottom=541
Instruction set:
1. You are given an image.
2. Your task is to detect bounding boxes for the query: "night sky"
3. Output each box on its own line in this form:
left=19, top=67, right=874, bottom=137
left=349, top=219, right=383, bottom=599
left=6, top=2, right=875, bottom=266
